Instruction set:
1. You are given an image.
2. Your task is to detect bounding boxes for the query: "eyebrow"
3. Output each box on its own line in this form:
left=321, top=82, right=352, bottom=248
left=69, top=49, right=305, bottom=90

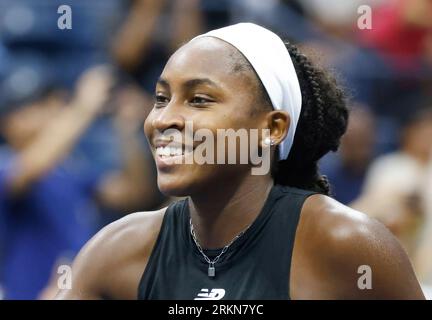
left=156, top=77, right=221, bottom=91
left=183, top=78, right=220, bottom=91
left=156, top=77, right=170, bottom=90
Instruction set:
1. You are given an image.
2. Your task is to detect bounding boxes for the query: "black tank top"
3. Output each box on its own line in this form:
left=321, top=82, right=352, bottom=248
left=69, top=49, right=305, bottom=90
left=138, top=184, right=316, bottom=300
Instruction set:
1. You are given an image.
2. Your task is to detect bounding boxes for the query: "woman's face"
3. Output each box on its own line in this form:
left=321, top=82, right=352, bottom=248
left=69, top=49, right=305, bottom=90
left=144, top=37, right=269, bottom=196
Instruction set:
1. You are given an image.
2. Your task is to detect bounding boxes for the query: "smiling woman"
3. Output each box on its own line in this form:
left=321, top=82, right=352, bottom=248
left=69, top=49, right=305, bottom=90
left=55, top=23, right=425, bottom=300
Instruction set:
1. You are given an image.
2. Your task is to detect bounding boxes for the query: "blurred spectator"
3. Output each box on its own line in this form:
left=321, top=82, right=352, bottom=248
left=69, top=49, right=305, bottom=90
left=352, top=105, right=432, bottom=263
left=0, top=0, right=123, bottom=87
left=300, top=0, right=379, bottom=39
left=0, top=65, right=159, bottom=299
left=0, top=0, right=431, bottom=301
left=415, top=158, right=432, bottom=286
left=111, top=0, right=205, bottom=91
left=354, top=0, right=432, bottom=121
left=358, top=0, right=432, bottom=72
left=321, top=105, right=376, bottom=204
left=230, top=0, right=321, bottom=42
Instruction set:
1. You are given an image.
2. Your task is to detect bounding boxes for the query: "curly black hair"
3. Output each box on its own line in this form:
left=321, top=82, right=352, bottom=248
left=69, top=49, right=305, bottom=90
left=233, top=42, right=349, bottom=195
left=270, top=42, right=349, bottom=195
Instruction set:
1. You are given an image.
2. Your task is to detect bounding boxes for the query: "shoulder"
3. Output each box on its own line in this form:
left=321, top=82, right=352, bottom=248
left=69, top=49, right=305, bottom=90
left=299, top=194, right=400, bottom=258
left=56, top=207, right=168, bottom=299
left=91, top=207, right=167, bottom=256
left=290, top=194, right=424, bottom=299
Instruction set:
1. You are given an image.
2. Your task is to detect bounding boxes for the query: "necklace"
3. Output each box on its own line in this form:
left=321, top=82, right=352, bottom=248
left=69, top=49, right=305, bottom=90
left=189, top=218, right=251, bottom=278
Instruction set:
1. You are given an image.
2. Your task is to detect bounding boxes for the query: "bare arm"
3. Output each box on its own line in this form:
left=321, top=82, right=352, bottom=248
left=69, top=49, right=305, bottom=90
left=325, top=217, right=424, bottom=299
left=55, top=209, right=166, bottom=300
left=292, top=195, right=425, bottom=300
left=6, top=67, right=112, bottom=196
left=170, top=0, right=204, bottom=52
left=97, top=87, right=161, bottom=212
left=111, top=0, right=166, bottom=71
left=97, top=131, right=159, bottom=212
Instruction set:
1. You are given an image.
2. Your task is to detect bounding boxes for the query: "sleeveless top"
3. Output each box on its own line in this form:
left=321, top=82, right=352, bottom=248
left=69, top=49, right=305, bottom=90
left=138, top=184, right=316, bottom=300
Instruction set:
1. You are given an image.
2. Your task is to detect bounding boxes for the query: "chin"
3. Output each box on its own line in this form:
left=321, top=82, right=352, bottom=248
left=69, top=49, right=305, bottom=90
left=156, top=176, right=194, bottom=197
left=156, top=168, right=218, bottom=197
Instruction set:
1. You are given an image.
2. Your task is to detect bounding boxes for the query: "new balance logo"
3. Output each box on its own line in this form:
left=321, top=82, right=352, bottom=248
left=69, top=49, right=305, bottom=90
left=194, top=288, right=226, bottom=300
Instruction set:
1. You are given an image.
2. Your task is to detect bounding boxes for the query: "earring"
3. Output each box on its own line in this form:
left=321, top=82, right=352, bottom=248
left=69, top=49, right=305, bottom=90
left=263, top=137, right=275, bottom=146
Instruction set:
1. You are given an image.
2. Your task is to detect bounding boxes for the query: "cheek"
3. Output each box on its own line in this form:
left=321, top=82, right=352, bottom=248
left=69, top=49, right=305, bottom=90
left=203, top=108, right=252, bottom=131
left=225, top=96, right=260, bottom=129
left=143, top=111, right=155, bottom=138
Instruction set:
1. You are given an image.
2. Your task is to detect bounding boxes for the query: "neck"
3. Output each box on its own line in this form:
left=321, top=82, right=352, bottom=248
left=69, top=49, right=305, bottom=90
left=188, top=173, right=274, bottom=249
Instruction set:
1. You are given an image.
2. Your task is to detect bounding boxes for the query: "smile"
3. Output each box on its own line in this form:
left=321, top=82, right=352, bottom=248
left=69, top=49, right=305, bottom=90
left=151, top=121, right=271, bottom=175
left=155, top=145, right=195, bottom=169
left=156, top=146, right=185, bottom=158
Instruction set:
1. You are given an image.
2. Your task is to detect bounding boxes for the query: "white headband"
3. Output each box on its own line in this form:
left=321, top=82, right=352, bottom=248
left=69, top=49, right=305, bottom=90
left=192, top=22, right=302, bottom=160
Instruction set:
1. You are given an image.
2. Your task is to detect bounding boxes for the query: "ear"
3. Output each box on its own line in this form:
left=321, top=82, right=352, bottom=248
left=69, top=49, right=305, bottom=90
left=261, top=110, right=290, bottom=147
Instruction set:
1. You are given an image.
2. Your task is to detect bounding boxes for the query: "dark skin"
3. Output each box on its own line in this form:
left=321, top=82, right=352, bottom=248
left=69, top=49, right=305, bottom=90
left=56, top=38, right=425, bottom=300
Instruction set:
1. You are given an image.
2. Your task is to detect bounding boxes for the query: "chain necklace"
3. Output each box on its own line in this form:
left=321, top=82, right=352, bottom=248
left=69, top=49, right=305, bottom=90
left=189, top=218, right=251, bottom=278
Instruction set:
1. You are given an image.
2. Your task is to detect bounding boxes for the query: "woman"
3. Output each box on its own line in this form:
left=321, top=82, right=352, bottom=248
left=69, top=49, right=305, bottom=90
left=57, top=23, right=424, bottom=299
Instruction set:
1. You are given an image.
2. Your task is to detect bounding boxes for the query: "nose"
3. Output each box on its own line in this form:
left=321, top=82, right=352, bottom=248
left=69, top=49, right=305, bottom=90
left=151, top=101, right=185, bottom=132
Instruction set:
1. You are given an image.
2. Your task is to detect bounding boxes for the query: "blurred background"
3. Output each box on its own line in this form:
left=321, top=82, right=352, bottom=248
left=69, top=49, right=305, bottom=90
left=0, top=0, right=431, bottom=300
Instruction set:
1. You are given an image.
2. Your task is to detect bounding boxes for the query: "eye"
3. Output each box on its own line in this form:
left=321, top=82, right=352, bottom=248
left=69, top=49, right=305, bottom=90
left=190, top=95, right=214, bottom=106
left=154, top=93, right=169, bottom=107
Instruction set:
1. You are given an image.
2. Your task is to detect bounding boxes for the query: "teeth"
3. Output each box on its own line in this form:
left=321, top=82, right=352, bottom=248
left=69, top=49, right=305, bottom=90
left=156, top=146, right=184, bottom=157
